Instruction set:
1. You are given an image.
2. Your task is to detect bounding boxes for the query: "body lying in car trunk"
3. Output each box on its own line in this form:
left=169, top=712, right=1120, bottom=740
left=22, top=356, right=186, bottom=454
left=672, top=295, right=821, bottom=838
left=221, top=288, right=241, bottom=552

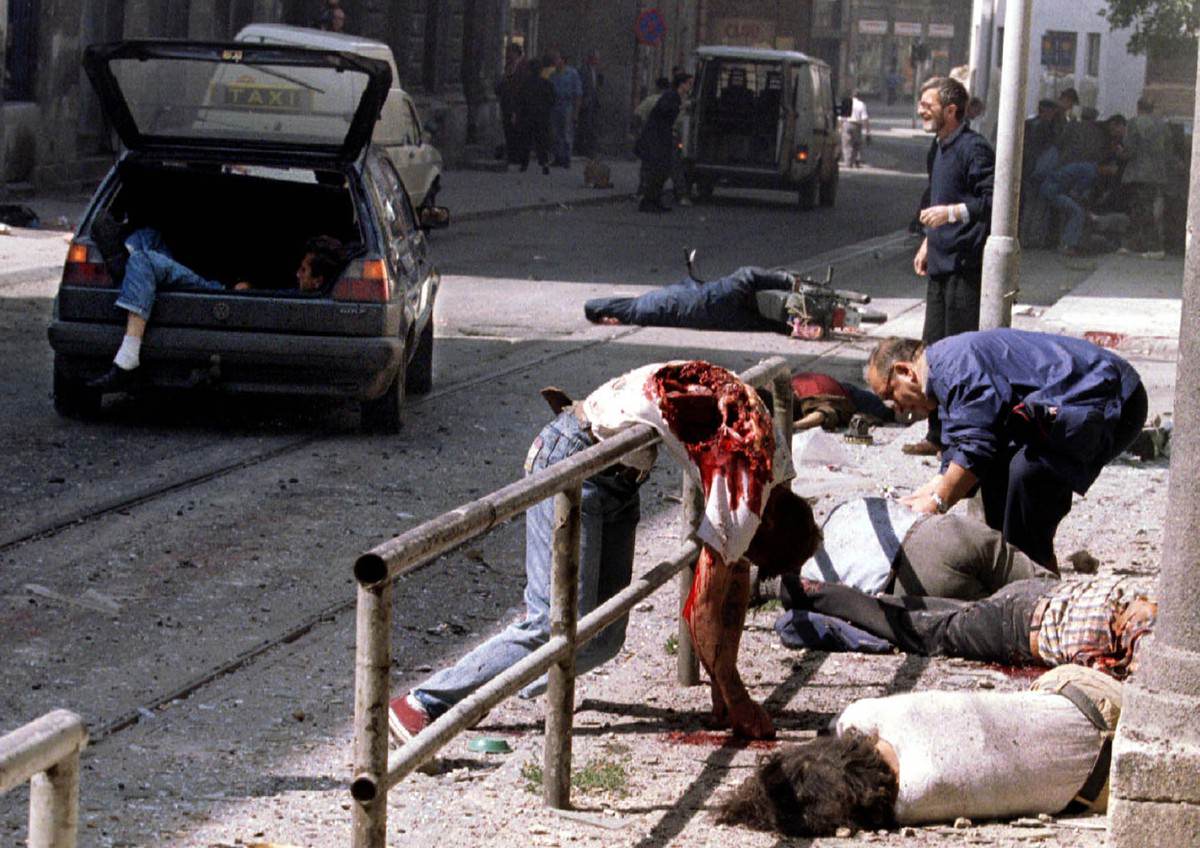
left=105, top=159, right=362, bottom=292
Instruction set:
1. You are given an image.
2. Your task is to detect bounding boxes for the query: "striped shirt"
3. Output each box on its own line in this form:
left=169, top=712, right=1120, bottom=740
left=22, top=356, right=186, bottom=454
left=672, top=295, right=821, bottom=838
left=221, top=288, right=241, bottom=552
left=1036, top=576, right=1153, bottom=678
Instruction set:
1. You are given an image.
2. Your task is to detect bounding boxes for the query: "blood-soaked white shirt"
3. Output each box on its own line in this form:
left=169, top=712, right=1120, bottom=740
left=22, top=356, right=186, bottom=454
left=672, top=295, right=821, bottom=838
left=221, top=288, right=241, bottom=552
left=581, top=361, right=775, bottom=563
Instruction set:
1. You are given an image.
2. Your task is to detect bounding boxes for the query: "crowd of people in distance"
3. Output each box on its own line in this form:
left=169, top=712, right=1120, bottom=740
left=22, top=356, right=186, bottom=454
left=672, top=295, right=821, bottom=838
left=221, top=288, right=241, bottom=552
left=494, top=43, right=602, bottom=175
left=1019, top=87, right=1186, bottom=259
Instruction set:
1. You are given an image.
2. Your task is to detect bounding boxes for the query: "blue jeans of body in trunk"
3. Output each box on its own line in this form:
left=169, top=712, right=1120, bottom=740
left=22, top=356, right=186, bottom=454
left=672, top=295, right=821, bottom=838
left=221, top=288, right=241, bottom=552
left=413, top=410, right=642, bottom=717
left=114, top=227, right=224, bottom=320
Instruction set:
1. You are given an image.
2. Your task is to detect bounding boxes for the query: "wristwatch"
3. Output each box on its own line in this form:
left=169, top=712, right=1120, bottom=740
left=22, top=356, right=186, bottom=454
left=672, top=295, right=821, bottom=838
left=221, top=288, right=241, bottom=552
left=931, top=492, right=949, bottom=514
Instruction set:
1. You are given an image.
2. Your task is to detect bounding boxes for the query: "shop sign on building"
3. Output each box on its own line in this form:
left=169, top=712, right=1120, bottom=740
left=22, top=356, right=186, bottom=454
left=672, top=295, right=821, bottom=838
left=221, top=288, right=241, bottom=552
left=929, top=23, right=955, bottom=39
left=714, top=17, right=775, bottom=47
left=858, top=19, right=887, bottom=35
left=894, top=21, right=923, bottom=37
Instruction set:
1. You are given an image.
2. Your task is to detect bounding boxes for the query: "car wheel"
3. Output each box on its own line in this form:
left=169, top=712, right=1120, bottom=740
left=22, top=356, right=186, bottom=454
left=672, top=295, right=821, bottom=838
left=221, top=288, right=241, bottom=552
left=819, top=164, right=839, bottom=207
left=405, top=318, right=434, bottom=395
left=53, top=356, right=101, bottom=420
left=693, top=178, right=715, bottom=201
left=361, top=366, right=405, bottom=434
left=798, top=172, right=819, bottom=210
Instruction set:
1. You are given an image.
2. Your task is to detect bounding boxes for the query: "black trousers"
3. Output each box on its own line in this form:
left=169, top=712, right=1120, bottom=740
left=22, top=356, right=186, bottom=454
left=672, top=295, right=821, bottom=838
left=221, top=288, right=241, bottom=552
left=795, top=578, right=1053, bottom=666
left=640, top=158, right=670, bottom=206
left=922, top=269, right=981, bottom=445
left=981, top=383, right=1149, bottom=570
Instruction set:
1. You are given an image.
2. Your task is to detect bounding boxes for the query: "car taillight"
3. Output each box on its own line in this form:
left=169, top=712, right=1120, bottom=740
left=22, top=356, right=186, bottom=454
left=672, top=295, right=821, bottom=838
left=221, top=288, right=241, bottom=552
left=795, top=147, right=810, bottom=162
left=332, top=258, right=390, bottom=303
left=62, top=241, right=113, bottom=287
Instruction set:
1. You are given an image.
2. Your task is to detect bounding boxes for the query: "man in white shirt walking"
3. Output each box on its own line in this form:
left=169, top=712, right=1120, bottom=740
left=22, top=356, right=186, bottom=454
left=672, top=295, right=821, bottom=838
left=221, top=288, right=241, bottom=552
left=841, top=91, right=870, bottom=168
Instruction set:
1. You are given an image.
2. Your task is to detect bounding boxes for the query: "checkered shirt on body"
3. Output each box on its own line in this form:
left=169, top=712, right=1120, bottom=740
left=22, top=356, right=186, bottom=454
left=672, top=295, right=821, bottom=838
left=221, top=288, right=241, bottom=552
left=1036, top=576, right=1153, bottom=678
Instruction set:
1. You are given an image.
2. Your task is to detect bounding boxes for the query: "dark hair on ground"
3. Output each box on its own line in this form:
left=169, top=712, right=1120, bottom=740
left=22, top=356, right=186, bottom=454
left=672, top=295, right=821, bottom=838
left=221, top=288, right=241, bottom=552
left=304, top=235, right=345, bottom=284
left=716, top=730, right=898, bottom=837
left=866, top=337, right=924, bottom=381
left=920, top=76, right=968, bottom=123
left=744, top=486, right=821, bottom=578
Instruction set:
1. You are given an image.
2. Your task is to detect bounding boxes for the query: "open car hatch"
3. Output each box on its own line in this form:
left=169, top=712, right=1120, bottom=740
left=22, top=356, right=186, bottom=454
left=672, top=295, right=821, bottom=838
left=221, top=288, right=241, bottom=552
left=83, top=40, right=391, bottom=164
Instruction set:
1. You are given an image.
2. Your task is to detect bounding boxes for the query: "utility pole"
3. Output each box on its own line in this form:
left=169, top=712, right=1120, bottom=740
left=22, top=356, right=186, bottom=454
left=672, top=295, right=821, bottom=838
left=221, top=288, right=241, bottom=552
left=1108, top=42, right=1200, bottom=845
left=978, top=0, right=1031, bottom=330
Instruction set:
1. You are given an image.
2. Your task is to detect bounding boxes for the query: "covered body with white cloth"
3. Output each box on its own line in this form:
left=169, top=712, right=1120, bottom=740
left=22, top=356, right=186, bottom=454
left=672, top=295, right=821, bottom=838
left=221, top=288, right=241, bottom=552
left=388, top=361, right=821, bottom=743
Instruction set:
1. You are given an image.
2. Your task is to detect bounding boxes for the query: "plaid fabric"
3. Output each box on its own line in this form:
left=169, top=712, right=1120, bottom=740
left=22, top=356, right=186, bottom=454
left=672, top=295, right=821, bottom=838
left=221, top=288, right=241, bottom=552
left=1036, top=576, right=1153, bottom=678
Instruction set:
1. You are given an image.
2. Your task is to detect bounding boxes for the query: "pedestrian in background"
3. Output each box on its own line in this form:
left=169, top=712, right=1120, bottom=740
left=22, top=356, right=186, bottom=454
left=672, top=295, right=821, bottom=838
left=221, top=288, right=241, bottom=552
left=496, top=43, right=529, bottom=167
left=548, top=50, right=583, bottom=168
left=907, top=75, right=994, bottom=457
left=636, top=72, right=692, bottom=213
left=840, top=90, right=869, bottom=168
left=515, top=57, right=555, bottom=175
left=1119, top=97, right=1170, bottom=260
left=576, top=49, right=603, bottom=158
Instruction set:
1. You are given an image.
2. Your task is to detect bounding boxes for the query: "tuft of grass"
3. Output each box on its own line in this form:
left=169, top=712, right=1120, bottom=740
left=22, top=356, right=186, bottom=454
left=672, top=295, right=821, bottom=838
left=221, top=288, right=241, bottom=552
left=520, top=759, right=542, bottom=794
left=520, top=752, right=630, bottom=797
left=664, top=633, right=678, bottom=656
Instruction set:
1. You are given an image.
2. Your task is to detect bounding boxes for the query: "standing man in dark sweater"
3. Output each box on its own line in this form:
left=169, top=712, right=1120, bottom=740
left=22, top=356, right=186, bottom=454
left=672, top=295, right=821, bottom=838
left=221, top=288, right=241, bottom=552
left=908, top=77, right=995, bottom=456
left=636, top=72, right=692, bottom=213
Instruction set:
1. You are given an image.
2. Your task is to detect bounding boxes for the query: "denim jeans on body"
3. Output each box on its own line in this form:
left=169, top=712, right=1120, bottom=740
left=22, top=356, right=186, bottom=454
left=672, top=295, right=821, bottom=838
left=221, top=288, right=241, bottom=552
left=413, top=410, right=642, bottom=717
left=114, top=227, right=224, bottom=320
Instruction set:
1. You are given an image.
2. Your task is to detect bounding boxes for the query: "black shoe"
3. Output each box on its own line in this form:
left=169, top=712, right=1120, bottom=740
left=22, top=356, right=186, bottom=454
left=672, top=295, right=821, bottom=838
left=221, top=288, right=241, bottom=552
left=87, top=364, right=139, bottom=392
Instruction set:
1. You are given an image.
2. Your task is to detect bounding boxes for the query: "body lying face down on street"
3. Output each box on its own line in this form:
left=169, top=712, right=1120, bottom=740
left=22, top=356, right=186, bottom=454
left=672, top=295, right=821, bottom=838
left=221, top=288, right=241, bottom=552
left=388, top=360, right=822, bottom=743
left=718, top=663, right=1125, bottom=835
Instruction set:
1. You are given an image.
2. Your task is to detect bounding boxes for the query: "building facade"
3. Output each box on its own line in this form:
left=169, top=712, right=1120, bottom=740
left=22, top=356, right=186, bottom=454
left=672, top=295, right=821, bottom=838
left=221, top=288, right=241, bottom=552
left=1, top=0, right=507, bottom=191
left=978, top=0, right=1149, bottom=123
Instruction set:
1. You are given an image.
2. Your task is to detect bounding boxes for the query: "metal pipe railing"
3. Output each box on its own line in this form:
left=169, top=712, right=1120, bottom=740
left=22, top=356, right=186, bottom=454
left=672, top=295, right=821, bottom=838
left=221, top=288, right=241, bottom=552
left=350, top=357, right=794, bottom=847
left=0, top=709, right=88, bottom=848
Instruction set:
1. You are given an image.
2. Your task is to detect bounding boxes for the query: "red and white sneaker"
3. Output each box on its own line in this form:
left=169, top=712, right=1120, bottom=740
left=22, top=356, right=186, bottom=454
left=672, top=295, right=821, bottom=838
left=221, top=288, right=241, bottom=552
left=388, top=692, right=430, bottom=743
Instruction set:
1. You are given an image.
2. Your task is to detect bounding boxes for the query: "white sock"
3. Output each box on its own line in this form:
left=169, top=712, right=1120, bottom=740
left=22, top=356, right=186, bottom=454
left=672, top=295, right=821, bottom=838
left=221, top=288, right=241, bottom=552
left=113, top=335, right=142, bottom=370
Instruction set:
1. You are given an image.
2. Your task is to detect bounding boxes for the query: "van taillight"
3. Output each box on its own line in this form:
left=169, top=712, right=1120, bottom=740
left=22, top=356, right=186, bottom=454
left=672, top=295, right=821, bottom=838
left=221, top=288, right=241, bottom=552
left=795, top=147, right=810, bottom=162
left=332, top=258, right=390, bottom=303
left=62, top=241, right=113, bottom=286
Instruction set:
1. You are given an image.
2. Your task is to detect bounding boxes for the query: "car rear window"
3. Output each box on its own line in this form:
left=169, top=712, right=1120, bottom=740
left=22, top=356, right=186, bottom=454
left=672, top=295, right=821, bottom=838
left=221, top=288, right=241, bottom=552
left=109, top=52, right=374, bottom=147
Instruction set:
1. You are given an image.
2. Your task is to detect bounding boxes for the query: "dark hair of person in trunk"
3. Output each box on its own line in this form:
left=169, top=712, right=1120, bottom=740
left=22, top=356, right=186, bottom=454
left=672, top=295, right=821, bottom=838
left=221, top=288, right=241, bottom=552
left=304, top=235, right=346, bottom=283
left=715, top=730, right=898, bottom=837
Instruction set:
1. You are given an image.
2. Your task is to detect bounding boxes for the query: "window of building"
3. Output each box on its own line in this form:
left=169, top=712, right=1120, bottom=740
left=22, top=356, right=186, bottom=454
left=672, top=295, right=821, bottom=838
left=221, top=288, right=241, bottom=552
left=4, top=0, right=39, bottom=101
left=1041, top=31, right=1077, bottom=74
left=1086, top=33, right=1101, bottom=77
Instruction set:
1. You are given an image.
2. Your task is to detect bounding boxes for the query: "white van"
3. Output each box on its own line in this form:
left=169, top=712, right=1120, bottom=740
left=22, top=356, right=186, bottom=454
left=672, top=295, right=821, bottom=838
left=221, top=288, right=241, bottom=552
left=235, top=24, right=442, bottom=208
left=682, top=46, right=839, bottom=209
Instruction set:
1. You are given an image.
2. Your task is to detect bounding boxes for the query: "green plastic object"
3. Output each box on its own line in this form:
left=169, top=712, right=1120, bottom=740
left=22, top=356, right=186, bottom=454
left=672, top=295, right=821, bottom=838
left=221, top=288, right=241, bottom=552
left=467, top=736, right=512, bottom=754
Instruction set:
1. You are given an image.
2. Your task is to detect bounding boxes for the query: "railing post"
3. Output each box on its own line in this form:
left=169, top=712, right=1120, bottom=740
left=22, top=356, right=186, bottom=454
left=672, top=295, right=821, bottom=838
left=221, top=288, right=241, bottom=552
left=352, top=578, right=393, bottom=848
left=28, top=749, right=80, bottom=848
left=676, top=476, right=703, bottom=686
left=772, top=370, right=795, bottom=479
left=544, top=484, right=582, bottom=808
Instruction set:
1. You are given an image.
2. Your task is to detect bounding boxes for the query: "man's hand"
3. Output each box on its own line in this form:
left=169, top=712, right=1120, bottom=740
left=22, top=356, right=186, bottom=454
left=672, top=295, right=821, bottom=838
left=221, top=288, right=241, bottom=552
left=913, top=237, right=929, bottom=276
left=903, top=493, right=943, bottom=515
left=901, top=474, right=943, bottom=507
left=919, top=205, right=953, bottom=228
